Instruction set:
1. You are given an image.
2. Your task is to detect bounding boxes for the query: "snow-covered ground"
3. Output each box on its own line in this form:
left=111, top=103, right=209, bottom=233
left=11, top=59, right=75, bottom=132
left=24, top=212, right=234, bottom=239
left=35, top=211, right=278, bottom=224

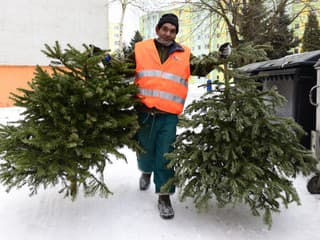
left=0, top=84, right=320, bottom=240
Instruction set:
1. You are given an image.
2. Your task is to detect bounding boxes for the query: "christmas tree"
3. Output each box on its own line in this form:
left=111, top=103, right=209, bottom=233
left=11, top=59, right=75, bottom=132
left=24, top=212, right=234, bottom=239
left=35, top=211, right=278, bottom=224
left=0, top=42, right=139, bottom=199
left=164, top=45, right=317, bottom=227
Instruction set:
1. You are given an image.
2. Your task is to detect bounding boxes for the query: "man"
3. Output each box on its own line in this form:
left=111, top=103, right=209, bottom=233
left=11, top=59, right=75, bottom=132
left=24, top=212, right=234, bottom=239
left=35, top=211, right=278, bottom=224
left=134, top=13, right=191, bottom=220
left=90, top=14, right=223, bottom=219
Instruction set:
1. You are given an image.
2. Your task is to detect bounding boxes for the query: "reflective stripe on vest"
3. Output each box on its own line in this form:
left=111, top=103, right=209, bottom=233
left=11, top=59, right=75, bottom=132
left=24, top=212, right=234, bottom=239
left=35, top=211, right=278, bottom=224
left=136, top=70, right=188, bottom=88
left=139, top=88, right=185, bottom=105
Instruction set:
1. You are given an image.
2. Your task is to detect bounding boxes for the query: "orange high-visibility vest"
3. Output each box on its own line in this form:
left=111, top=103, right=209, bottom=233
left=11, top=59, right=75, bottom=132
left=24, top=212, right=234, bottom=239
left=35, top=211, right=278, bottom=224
left=135, top=39, right=191, bottom=115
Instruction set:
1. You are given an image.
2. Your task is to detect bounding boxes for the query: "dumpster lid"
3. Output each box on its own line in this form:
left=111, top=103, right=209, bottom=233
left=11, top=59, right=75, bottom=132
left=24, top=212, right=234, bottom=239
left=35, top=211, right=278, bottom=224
left=238, top=60, right=268, bottom=73
left=260, top=50, right=320, bottom=70
left=240, top=50, right=320, bottom=73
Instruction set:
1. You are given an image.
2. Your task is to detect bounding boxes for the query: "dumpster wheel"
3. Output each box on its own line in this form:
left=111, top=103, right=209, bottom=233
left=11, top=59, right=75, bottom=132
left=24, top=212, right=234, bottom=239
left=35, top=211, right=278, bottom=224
left=307, top=175, right=320, bottom=194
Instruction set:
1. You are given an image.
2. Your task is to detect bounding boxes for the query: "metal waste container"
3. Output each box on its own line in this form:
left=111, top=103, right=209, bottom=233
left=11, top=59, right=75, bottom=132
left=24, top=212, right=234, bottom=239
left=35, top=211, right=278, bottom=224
left=241, top=51, right=320, bottom=194
left=241, top=50, right=320, bottom=148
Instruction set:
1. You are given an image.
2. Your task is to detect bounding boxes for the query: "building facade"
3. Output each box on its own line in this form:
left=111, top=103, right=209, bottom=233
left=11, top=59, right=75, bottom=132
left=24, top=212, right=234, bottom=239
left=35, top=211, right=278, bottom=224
left=108, top=22, right=121, bottom=53
left=138, top=1, right=320, bottom=84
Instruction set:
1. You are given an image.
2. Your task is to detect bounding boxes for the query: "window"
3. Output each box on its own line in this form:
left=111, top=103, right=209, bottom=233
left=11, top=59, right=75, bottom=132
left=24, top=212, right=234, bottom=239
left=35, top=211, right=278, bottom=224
left=295, top=23, right=299, bottom=29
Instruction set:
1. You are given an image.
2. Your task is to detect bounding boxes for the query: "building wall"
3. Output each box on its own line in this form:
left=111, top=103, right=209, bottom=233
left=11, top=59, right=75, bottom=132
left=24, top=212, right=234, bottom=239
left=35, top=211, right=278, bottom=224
left=0, top=66, right=53, bottom=107
left=0, top=0, right=109, bottom=107
left=0, top=0, right=109, bottom=65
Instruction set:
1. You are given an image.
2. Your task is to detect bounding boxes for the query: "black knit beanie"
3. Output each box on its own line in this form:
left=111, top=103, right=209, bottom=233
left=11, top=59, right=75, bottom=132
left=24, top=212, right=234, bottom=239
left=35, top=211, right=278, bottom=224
left=157, top=13, right=179, bottom=34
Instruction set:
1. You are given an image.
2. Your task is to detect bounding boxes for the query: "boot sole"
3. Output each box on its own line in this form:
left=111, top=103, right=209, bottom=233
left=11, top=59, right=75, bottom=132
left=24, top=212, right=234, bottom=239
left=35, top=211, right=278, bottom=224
left=139, top=182, right=150, bottom=190
left=160, top=214, right=174, bottom=219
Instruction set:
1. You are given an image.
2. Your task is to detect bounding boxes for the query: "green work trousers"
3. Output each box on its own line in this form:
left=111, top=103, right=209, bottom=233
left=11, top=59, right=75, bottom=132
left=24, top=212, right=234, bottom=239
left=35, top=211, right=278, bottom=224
left=136, top=112, right=178, bottom=193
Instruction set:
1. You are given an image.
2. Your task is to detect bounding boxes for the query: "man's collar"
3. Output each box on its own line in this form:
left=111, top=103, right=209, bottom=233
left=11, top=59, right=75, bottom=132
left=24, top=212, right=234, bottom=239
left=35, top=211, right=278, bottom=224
left=153, top=39, right=184, bottom=53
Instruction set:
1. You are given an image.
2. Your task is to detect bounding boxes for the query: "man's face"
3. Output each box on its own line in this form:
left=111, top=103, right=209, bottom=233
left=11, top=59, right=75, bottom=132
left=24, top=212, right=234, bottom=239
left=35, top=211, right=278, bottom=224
left=156, top=23, right=177, bottom=44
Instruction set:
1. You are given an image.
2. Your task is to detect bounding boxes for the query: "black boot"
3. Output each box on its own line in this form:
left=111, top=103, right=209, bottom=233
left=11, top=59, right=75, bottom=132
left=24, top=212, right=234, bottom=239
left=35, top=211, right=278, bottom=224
left=139, top=173, right=151, bottom=190
left=158, top=194, right=174, bottom=219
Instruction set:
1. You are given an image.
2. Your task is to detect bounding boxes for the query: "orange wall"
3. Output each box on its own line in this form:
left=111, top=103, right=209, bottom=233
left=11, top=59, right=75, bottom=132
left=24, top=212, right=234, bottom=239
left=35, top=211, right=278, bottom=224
left=0, top=65, right=51, bottom=107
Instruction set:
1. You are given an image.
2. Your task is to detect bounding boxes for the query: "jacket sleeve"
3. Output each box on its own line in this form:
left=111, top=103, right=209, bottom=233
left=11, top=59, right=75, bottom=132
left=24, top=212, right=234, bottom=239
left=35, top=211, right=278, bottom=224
left=190, top=52, right=220, bottom=77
